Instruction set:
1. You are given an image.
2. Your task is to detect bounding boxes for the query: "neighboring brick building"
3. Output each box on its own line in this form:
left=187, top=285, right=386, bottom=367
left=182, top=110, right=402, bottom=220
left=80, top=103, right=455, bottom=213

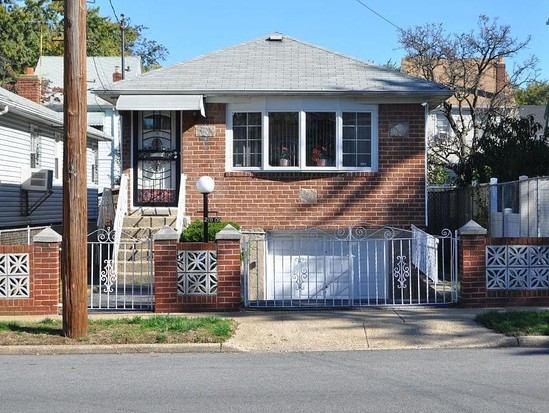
left=96, top=33, right=452, bottom=231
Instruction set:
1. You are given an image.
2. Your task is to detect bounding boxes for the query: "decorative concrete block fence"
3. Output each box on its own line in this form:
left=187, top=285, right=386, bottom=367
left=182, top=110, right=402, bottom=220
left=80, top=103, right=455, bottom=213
left=153, top=224, right=242, bottom=312
left=459, top=220, right=549, bottom=307
left=0, top=228, right=61, bottom=315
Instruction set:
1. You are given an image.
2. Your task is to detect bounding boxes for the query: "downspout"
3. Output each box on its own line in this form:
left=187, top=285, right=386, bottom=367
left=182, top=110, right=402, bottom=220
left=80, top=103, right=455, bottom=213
left=0, top=105, right=9, bottom=116
left=422, top=102, right=429, bottom=228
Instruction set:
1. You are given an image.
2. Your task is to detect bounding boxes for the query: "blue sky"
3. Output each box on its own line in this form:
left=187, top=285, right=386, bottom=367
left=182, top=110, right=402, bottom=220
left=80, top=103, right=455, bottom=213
left=89, top=0, right=549, bottom=82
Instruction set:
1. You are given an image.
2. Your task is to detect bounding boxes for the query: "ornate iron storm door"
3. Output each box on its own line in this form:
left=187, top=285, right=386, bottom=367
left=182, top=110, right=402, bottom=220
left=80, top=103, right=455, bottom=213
left=134, top=111, right=180, bottom=207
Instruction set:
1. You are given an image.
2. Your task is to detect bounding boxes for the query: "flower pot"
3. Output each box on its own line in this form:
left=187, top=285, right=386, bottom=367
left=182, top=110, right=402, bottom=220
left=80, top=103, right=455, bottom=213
left=316, top=159, right=327, bottom=166
left=279, top=159, right=290, bottom=166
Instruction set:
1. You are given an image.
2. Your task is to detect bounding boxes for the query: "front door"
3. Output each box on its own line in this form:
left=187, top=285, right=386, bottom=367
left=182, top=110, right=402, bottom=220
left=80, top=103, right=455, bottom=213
left=134, top=111, right=180, bottom=207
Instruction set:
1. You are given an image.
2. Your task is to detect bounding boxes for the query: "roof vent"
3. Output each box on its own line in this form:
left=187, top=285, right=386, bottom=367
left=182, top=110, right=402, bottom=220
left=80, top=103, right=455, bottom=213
left=267, top=33, right=283, bottom=42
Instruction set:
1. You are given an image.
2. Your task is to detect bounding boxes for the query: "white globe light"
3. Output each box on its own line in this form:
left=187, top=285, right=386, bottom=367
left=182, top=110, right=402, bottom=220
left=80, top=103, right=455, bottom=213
left=196, top=176, right=215, bottom=194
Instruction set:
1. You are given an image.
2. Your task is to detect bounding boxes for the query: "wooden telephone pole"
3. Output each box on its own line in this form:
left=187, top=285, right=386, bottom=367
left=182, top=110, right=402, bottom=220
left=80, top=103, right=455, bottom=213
left=62, top=0, right=88, bottom=339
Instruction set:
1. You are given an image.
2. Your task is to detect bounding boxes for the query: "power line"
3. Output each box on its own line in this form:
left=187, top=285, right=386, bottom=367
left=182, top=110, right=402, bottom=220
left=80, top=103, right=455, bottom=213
left=108, top=0, right=119, bottom=22
left=353, top=0, right=402, bottom=31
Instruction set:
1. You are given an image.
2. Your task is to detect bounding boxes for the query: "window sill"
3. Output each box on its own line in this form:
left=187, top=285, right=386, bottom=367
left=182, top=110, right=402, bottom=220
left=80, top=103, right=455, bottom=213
left=225, top=168, right=376, bottom=177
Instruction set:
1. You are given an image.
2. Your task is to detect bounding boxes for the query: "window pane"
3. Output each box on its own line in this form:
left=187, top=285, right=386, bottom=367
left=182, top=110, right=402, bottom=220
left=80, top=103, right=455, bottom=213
left=269, top=112, right=299, bottom=166
left=357, top=112, right=371, bottom=125
left=342, top=112, right=356, bottom=125
left=233, top=112, right=247, bottom=126
left=232, top=112, right=262, bottom=167
left=356, top=154, right=371, bottom=167
left=357, top=127, right=371, bottom=140
left=343, top=140, right=356, bottom=153
left=343, top=126, right=355, bottom=140
left=143, top=113, right=171, bottom=130
left=306, top=112, right=335, bottom=166
left=342, top=112, right=372, bottom=168
left=357, top=140, right=371, bottom=153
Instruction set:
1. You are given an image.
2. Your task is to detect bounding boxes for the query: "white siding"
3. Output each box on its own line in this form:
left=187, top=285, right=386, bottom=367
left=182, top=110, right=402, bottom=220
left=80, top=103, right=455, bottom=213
left=0, top=111, right=101, bottom=228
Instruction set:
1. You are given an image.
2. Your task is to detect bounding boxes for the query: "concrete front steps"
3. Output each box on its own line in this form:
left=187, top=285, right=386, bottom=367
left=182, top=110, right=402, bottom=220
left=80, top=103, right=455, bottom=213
left=121, top=207, right=178, bottom=239
left=116, top=207, right=180, bottom=278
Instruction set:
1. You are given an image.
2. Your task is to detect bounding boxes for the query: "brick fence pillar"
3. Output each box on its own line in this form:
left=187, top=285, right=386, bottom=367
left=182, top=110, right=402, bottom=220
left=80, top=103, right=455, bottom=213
left=152, top=226, right=180, bottom=313
left=32, top=228, right=62, bottom=315
left=458, top=220, right=488, bottom=307
left=214, top=225, right=242, bottom=311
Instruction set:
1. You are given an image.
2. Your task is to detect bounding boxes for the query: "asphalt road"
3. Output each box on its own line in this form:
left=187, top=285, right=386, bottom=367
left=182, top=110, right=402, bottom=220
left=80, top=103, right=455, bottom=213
left=1, top=348, right=548, bottom=413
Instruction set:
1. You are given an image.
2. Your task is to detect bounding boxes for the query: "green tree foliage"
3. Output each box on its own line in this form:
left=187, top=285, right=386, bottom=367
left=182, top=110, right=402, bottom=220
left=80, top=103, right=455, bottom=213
left=462, top=115, right=549, bottom=184
left=0, top=0, right=168, bottom=86
left=515, top=81, right=549, bottom=105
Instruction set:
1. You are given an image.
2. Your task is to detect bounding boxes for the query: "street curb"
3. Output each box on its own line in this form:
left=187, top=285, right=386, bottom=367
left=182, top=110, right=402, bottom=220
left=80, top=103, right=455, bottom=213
left=0, top=343, right=242, bottom=356
left=516, top=336, right=549, bottom=348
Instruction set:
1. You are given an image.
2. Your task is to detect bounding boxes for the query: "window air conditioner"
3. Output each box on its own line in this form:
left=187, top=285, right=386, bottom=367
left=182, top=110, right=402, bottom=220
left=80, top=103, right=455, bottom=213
left=21, top=168, right=53, bottom=191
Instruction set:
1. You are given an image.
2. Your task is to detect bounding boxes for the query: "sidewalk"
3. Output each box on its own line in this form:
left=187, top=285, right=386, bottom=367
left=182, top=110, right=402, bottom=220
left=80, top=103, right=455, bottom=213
left=1, top=307, right=548, bottom=354
left=223, top=307, right=537, bottom=352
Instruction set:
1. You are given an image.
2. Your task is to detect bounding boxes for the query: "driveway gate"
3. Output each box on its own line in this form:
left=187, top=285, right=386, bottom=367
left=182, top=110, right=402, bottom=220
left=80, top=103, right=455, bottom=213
left=87, top=228, right=153, bottom=310
left=242, top=225, right=458, bottom=308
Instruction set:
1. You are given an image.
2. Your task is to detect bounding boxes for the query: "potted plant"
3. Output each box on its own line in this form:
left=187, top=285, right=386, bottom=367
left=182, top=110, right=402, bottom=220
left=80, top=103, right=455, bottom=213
left=311, top=146, right=328, bottom=166
left=278, top=146, right=291, bottom=166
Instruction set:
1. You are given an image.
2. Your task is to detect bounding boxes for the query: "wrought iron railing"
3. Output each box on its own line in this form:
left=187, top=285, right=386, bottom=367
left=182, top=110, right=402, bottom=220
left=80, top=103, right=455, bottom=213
left=87, top=228, right=153, bottom=310
left=242, top=224, right=458, bottom=308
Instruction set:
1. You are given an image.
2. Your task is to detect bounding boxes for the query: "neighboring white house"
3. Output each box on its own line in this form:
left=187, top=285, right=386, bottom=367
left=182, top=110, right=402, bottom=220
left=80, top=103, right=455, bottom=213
left=0, top=86, right=111, bottom=229
left=34, top=56, right=142, bottom=190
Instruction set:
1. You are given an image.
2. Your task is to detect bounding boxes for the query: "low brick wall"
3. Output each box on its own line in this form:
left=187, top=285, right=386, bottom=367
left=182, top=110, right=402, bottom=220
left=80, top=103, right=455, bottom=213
left=459, top=221, right=549, bottom=307
left=153, top=226, right=242, bottom=312
left=0, top=239, right=61, bottom=316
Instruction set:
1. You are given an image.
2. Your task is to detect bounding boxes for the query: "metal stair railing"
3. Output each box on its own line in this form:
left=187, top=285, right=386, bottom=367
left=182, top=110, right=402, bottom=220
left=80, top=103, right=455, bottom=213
left=112, top=174, right=129, bottom=270
left=175, top=173, right=188, bottom=233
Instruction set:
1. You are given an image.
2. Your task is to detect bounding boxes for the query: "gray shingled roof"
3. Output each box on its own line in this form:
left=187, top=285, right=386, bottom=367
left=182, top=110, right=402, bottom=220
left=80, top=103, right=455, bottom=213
left=96, top=33, right=451, bottom=103
left=37, top=56, right=142, bottom=107
left=0, top=86, right=111, bottom=141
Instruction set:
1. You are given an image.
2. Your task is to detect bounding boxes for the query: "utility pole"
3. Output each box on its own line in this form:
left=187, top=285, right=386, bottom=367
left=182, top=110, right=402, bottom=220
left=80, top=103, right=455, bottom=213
left=62, top=0, right=88, bottom=339
left=120, top=14, right=126, bottom=79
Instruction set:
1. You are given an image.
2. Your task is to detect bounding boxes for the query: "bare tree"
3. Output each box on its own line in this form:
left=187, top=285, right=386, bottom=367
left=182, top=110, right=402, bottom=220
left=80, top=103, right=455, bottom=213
left=400, top=15, right=538, bottom=184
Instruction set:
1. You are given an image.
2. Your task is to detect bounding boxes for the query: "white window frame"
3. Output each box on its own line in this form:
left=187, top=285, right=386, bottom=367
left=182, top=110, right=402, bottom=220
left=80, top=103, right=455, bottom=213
left=54, top=132, right=62, bottom=182
left=227, top=99, right=378, bottom=172
left=30, top=125, right=42, bottom=169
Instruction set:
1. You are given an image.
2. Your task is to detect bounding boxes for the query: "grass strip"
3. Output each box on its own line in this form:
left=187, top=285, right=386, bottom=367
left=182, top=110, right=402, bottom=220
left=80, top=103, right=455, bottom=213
left=476, top=310, right=549, bottom=336
left=0, top=315, right=235, bottom=345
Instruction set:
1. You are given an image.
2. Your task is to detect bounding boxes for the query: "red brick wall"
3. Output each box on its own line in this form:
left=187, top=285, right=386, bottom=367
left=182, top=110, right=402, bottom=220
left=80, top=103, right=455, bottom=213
left=119, top=102, right=426, bottom=229
left=0, top=243, right=60, bottom=316
left=153, top=239, right=241, bottom=312
left=180, top=103, right=426, bottom=230
left=460, top=235, right=549, bottom=307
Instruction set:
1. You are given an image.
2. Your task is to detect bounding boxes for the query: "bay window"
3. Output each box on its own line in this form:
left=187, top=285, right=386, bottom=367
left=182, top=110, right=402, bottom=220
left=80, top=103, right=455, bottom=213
left=230, top=104, right=376, bottom=171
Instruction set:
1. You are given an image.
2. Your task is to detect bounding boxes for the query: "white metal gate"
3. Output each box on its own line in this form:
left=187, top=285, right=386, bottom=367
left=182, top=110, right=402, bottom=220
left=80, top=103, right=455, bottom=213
left=87, top=228, right=154, bottom=310
left=242, top=225, right=458, bottom=308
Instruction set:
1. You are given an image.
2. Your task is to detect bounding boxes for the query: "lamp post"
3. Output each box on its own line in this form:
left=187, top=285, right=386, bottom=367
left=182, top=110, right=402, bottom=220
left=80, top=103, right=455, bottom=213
left=196, top=176, right=215, bottom=243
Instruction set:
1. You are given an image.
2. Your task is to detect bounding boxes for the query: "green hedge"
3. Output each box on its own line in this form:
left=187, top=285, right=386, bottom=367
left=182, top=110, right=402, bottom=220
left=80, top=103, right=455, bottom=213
left=180, top=220, right=240, bottom=242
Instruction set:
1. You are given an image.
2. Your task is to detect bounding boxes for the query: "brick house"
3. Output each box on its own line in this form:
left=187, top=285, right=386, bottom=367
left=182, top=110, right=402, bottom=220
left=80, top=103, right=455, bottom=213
left=94, top=33, right=452, bottom=232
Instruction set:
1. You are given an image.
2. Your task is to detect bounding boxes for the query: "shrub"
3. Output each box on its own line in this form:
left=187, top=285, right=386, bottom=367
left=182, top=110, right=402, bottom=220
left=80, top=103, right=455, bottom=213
left=180, top=220, right=240, bottom=242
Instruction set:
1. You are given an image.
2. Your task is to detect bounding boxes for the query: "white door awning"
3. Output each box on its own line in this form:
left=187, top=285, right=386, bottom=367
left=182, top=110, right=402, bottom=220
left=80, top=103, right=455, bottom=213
left=116, top=94, right=205, bottom=116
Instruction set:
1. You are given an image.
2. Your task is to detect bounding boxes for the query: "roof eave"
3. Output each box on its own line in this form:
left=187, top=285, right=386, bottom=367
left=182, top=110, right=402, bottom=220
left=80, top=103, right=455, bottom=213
left=94, top=88, right=453, bottom=106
